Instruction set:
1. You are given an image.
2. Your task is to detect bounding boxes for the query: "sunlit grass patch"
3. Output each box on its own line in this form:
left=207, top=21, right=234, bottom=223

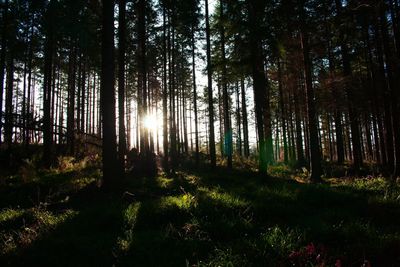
left=198, top=187, right=250, bottom=208
left=117, top=202, right=141, bottom=253
left=156, top=176, right=174, bottom=189
left=0, top=207, right=77, bottom=255
left=255, top=185, right=299, bottom=202
left=0, top=208, right=24, bottom=223
left=343, top=176, right=388, bottom=191
left=268, top=164, right=294, bottom=178
left=161, top=193, right=197, bottom=211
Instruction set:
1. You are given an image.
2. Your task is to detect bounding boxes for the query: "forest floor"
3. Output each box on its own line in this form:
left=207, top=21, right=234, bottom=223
left=1, top=158, right=400, bottom=266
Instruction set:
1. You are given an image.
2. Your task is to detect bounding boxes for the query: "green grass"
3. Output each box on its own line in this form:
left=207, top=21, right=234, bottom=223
left=1, top=165, right=400, bottom=266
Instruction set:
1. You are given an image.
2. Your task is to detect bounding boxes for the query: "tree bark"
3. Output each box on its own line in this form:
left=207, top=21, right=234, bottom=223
left=300, top=14, right=322, bottom=182
left=205, top=0, right=216, bottom=167
left=101, top=0, right=119, bottom=187
left=118, top=0, right=127, bottom=172
left=247, top=0, right=268, bottom=173
left=219, top=0, right=232, bottom=169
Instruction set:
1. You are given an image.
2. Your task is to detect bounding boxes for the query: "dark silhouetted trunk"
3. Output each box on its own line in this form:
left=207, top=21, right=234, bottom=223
left=191, top=26, right=199, bottom=166
left=335, top=0, right=363, bottom=174
left=0, top=0, right=8, bottom=144
left=219, top=0, right=232, bottom=169
left=300, top=11, right=322, bottom=182
left=118, top=0, right=127, bottom=172
left=67, top=43, right=76, bottom=155
left=205, top=0, right=216, bottom=167
left=162, top=6, right=169, bottom=171
left=101, top=0, right=119, bottom=187
left=277, top=59, right=288, bottom=164
left=247, top=0, right=267, bottom=173
left=241, top=78, right=249, bottom=157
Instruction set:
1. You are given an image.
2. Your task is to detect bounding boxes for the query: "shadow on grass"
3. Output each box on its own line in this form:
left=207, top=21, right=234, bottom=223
left=1, top=166, right=400, bottom=266
left=1, top=176, right=126, bottom=266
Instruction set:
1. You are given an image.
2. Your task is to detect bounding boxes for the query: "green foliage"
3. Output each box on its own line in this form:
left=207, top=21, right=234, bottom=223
left=0, top=207, right=77, bottom=256
left=198, top=248, right=248, bottom=267
left=1, top=166, right=400, bottom=266
left=260, top=226, right=303, bottom=257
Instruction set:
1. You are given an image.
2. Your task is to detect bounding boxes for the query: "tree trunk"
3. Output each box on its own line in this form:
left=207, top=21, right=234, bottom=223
left=0, top=0, right=9, bottom=145
left=205, top=0, right=216, bottom=167
left=101, top=0, right=119, bottom=187
left=241, top=78, right=249, bottom=157
left=219, top=0, right=232, bottom=169
left=277, top=59, right=288, bottom=164
left=379, top=2, right=400, bottom=177
left=335, top=0, right=363, bottom=174
left=191, top=25, right=199, bottom=166
left=247, top=0, right=268, bottom=173
left=67, top=43, right=76, bottom=155
left=42, top=9, right=54, bottom=168
left=300, top=15, right=322, bottom=182
left=4, top=54, right=13, bottom=147
left=162, top=6, right=169, bottom=171
left=118, top=0, right=127, bottom=172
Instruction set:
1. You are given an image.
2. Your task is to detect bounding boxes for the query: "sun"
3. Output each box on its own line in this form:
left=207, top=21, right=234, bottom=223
left=143, top=113, right=160, bottom=132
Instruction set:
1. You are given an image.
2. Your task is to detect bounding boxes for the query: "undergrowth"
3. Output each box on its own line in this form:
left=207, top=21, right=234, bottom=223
left=0, top=162, right=399, bottom=266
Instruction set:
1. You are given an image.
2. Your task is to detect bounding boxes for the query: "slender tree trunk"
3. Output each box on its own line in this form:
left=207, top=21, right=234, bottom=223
left=191, top=26, right=199, bottom=166
left=205, top=0, right=216, bottom=167
left=25, top=13, right=34, bottom=145
left=0, top=0, right=8, bottom=145
left=80, top=60, right=86, bottom=133
left=170, top=12, right=177, bottom=171
left=67, top=43, right=76, bottom=155
left=162, top=6, right=169, bottom=171
left=4, top=54, right=13, bottom=147
left=42, top=9, right=54, bottom=167
left=219, top=0, right=232, bottom=168
left=294, top=77, right=306, bottom=167
left=277, top=59, right=288, bottom=164
left=241, top=78, right=249, bottom=157
left=300, top=14, right=322, bottom=182
left=118, top=0, right=127, bottom=172
left=235, top=82, right=242, bottom=156
left=247, top=0, right=268, bottom=173
left=335, top=0, right=363, bottom=174
left=138, top=0, right=149, bottom=156
left=264, top=64, right=274, bottom=165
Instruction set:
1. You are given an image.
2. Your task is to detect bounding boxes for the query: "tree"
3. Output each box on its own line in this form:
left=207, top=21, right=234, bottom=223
left=101, top=0, right=119, bottom=187
left=300, top=0, right=322, bottom=182
left=118, top=0, right=127, bottom=172
left=205, top=0, right=216, bottom=168
left=247, top=0, right=268, bottom=173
